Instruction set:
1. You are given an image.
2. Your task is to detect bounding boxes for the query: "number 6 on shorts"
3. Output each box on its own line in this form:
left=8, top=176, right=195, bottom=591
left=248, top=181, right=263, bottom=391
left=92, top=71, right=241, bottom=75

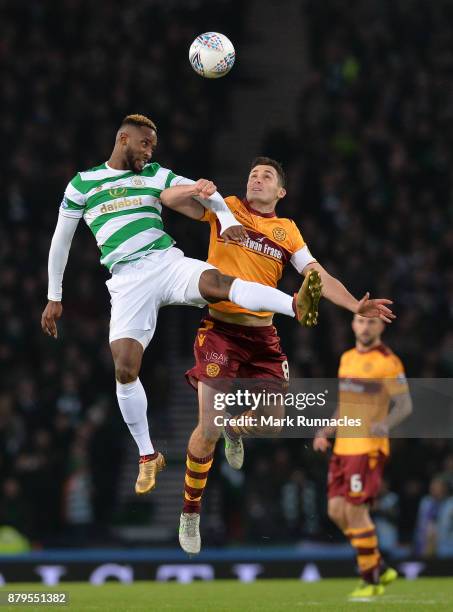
left=350, top=473, right=363, bottom=493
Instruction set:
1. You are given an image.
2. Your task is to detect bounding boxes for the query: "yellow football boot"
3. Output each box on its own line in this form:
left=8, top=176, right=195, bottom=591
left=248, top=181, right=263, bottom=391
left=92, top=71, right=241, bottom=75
left=293, top=269, right=322, bottom=327
left=349, top=582, right=385, bottom=599
left=135, top=452, right=166, bottom=495
left=380, top=567, right=398, bottom=586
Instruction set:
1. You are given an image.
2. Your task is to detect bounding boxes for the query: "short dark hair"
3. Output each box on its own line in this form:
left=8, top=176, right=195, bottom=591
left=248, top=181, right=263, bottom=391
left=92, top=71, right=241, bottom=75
left=120, top=113, right=157, bottom=133
left=250, top=156, right=286, bottom=187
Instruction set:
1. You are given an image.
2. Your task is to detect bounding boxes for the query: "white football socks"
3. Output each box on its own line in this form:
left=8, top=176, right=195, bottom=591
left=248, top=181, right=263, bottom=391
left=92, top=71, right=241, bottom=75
left=116, top=378, right=155, bottom=456
left=228, top=278, right=295, bottom=317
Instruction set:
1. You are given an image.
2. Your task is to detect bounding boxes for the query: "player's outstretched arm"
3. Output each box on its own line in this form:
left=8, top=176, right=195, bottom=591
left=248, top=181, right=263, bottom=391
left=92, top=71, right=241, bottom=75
left=370, top=392, right=413, bottom=436
left=161, top=178, right=247, bottom=244
left=302, top=262, right=395, bottom=323
left=41, top=213, right=79, bottom=339
left=160, top=180, right=210, bottom=220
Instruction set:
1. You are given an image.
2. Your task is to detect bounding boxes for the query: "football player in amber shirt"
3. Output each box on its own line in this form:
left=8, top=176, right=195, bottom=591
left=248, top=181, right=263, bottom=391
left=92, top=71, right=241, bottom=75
left=160, top=156, right=395, bottom=554
left=313, top=315, right=412, bottom=598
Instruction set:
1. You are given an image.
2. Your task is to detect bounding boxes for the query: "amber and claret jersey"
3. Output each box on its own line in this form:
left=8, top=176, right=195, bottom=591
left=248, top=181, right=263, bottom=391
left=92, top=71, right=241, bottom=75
left=201, top=196, right=306, bottom=317
left=334, top=344, right=409, bottom=457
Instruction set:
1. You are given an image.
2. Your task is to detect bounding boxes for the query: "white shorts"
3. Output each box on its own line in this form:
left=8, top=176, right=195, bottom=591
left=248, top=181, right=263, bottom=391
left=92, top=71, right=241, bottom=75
left=106, top=247, right=215, bottom=349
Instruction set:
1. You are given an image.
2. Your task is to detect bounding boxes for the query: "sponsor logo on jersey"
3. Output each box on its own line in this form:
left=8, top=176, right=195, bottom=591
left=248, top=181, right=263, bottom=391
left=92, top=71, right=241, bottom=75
left=109, top=187, right=127, bottom=198
left=100, top=197, right=144, bottom=214
left=272, top=227, right=287, bottom=241
left=242, top=236, right=284, bottom=261
left=339, top=378, right=382, bottom=394
left=131, top=177, right=146, bottom=186
left=206, top=363, right=220, bottom=377
left=61, top=197, right=69, bottom=209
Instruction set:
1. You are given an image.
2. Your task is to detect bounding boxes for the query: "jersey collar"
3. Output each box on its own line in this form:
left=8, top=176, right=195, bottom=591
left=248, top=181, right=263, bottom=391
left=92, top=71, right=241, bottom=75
left=105, top=161, right=130, bottom=173
left=242, top=198, right=276, bottom=218
left=355, top=343, right=387, bottom=355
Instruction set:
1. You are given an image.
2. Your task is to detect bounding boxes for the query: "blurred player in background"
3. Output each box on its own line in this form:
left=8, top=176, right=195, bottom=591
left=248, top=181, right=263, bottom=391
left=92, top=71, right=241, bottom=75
left=160, top=157, right=396, bottom=554
left=313, top=314, right=412, bottom=598
left=41, top=115, right=329, bottom=499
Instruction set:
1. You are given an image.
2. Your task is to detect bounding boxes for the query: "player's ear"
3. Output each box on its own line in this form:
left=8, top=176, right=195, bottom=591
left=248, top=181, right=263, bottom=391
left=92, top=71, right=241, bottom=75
left=278, top=187, right=286, bottom=200
left=118, top=131, right=129, bottom=146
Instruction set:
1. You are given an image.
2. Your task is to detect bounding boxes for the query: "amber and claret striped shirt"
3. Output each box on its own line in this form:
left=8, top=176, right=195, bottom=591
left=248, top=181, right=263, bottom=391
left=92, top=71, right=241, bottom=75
left=334, top=344, right=409, bottom=456
left=201, top=196, right=307, bottom=317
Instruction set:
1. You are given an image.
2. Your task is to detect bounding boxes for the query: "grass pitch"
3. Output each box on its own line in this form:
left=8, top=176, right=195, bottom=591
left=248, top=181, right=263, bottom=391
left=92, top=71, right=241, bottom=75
left=1, top=578, right=453, bottom=611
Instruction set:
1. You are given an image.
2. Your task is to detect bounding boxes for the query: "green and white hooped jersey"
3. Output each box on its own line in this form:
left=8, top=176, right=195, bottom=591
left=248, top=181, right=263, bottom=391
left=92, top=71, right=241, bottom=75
left=60, top=162, right=183, bottom=270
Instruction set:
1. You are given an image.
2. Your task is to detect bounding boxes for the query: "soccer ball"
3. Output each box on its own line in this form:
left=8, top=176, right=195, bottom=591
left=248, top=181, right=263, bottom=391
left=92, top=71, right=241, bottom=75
left=189, top=32, right=235, bottom=79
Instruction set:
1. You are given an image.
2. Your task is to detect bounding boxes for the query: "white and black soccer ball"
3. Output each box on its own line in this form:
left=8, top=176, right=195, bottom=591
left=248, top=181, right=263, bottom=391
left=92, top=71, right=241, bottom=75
left=189, top=32, right=235, bottom=79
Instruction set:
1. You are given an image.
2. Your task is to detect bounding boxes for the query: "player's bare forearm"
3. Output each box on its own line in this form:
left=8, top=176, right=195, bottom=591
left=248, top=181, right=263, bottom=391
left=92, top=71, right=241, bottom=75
left=160, top=184, right=206, bottom=220
left=372, top=393, right=412, bottom=436
left=303, top=262, right=395, bottom=323
left=161, top=178, right=220, bottom=220
left=304, top=263, right=357, bottom=311
left=388, top=393, right=412, bottom=427
left=313, top=408, right=338, bottom=451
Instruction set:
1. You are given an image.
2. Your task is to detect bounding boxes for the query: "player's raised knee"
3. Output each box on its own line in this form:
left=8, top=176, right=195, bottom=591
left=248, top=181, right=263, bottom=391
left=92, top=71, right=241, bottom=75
left=115, top=360, right=140, bottom=384
left=198, top=269, right=235, bottom=303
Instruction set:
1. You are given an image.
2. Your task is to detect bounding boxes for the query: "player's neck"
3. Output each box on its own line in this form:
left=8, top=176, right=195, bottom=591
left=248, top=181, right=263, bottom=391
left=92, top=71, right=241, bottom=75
left=107, top=150, right=129, bottom=171
left=246, top=198, right=277, bottom=216
left=356, top=338, right=382, bottom=353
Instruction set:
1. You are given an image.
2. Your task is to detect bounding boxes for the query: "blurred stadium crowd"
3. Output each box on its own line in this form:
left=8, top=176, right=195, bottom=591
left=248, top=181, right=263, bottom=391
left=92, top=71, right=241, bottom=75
left=1, top=0, right=453, bottom=553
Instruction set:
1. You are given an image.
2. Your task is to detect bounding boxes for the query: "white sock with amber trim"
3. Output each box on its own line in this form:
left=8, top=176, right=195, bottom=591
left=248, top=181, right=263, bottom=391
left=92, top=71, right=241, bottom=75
left=116, top=378, right=154, bottom=455
left=228, top=278, right=295, bottom=317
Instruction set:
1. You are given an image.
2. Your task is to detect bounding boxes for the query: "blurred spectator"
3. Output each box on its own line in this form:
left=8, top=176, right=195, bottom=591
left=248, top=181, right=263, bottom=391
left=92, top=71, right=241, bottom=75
left=440, top=453, right=453, bottom=492
left=414, top=475, right=449, bottom=556
left=0, top=479, right=30, bottom=534
left=372, top=479, right=400, bottom=552
left=63, top=434, right=94, bottom=540
left=437, top=495, right=453, bottom=556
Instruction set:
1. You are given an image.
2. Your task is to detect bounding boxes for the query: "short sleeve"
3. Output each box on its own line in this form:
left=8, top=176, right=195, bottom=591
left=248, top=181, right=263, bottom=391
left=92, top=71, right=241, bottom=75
left=289, top=221, right=306, bottom=252
left=60, top=174, right=86, bottom=219
left=165, top=170, right=185, bottom=188
left=384, top=355, right=409, bottom=397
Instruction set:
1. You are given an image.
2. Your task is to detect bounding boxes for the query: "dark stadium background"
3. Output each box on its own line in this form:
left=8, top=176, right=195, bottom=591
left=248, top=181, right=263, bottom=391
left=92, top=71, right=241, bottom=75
left=1, top=0, right=453, bottom=574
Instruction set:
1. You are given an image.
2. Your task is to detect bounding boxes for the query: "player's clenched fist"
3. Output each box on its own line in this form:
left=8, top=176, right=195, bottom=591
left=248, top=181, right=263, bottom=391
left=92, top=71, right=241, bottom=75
left=192, top=178, right=217, bottom=199
left=41, top=301, right=63, bottom=339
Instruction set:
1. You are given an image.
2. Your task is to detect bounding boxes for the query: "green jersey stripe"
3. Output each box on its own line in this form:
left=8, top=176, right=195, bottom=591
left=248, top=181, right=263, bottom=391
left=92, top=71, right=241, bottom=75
left=63, top=196, right=84, bottom=211
left=105, top=234, right=174, bottom=270
left=89, top=207, right=162, bottom=236
left=116, top=235, right=174, bottom=265
left=100, top=218, right=164, bottom=258
left=101, top=229, right=173, bottom=268
left=165, top=170, right=178, bottom=188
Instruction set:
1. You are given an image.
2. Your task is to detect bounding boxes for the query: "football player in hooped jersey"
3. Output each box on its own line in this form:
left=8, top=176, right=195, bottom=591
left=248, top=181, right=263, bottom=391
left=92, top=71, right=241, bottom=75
left=159, top=156, right=396, bottom=554
left=41, top=115, right=339, bottom=498
left=313, top=315, right=412, bottom=599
